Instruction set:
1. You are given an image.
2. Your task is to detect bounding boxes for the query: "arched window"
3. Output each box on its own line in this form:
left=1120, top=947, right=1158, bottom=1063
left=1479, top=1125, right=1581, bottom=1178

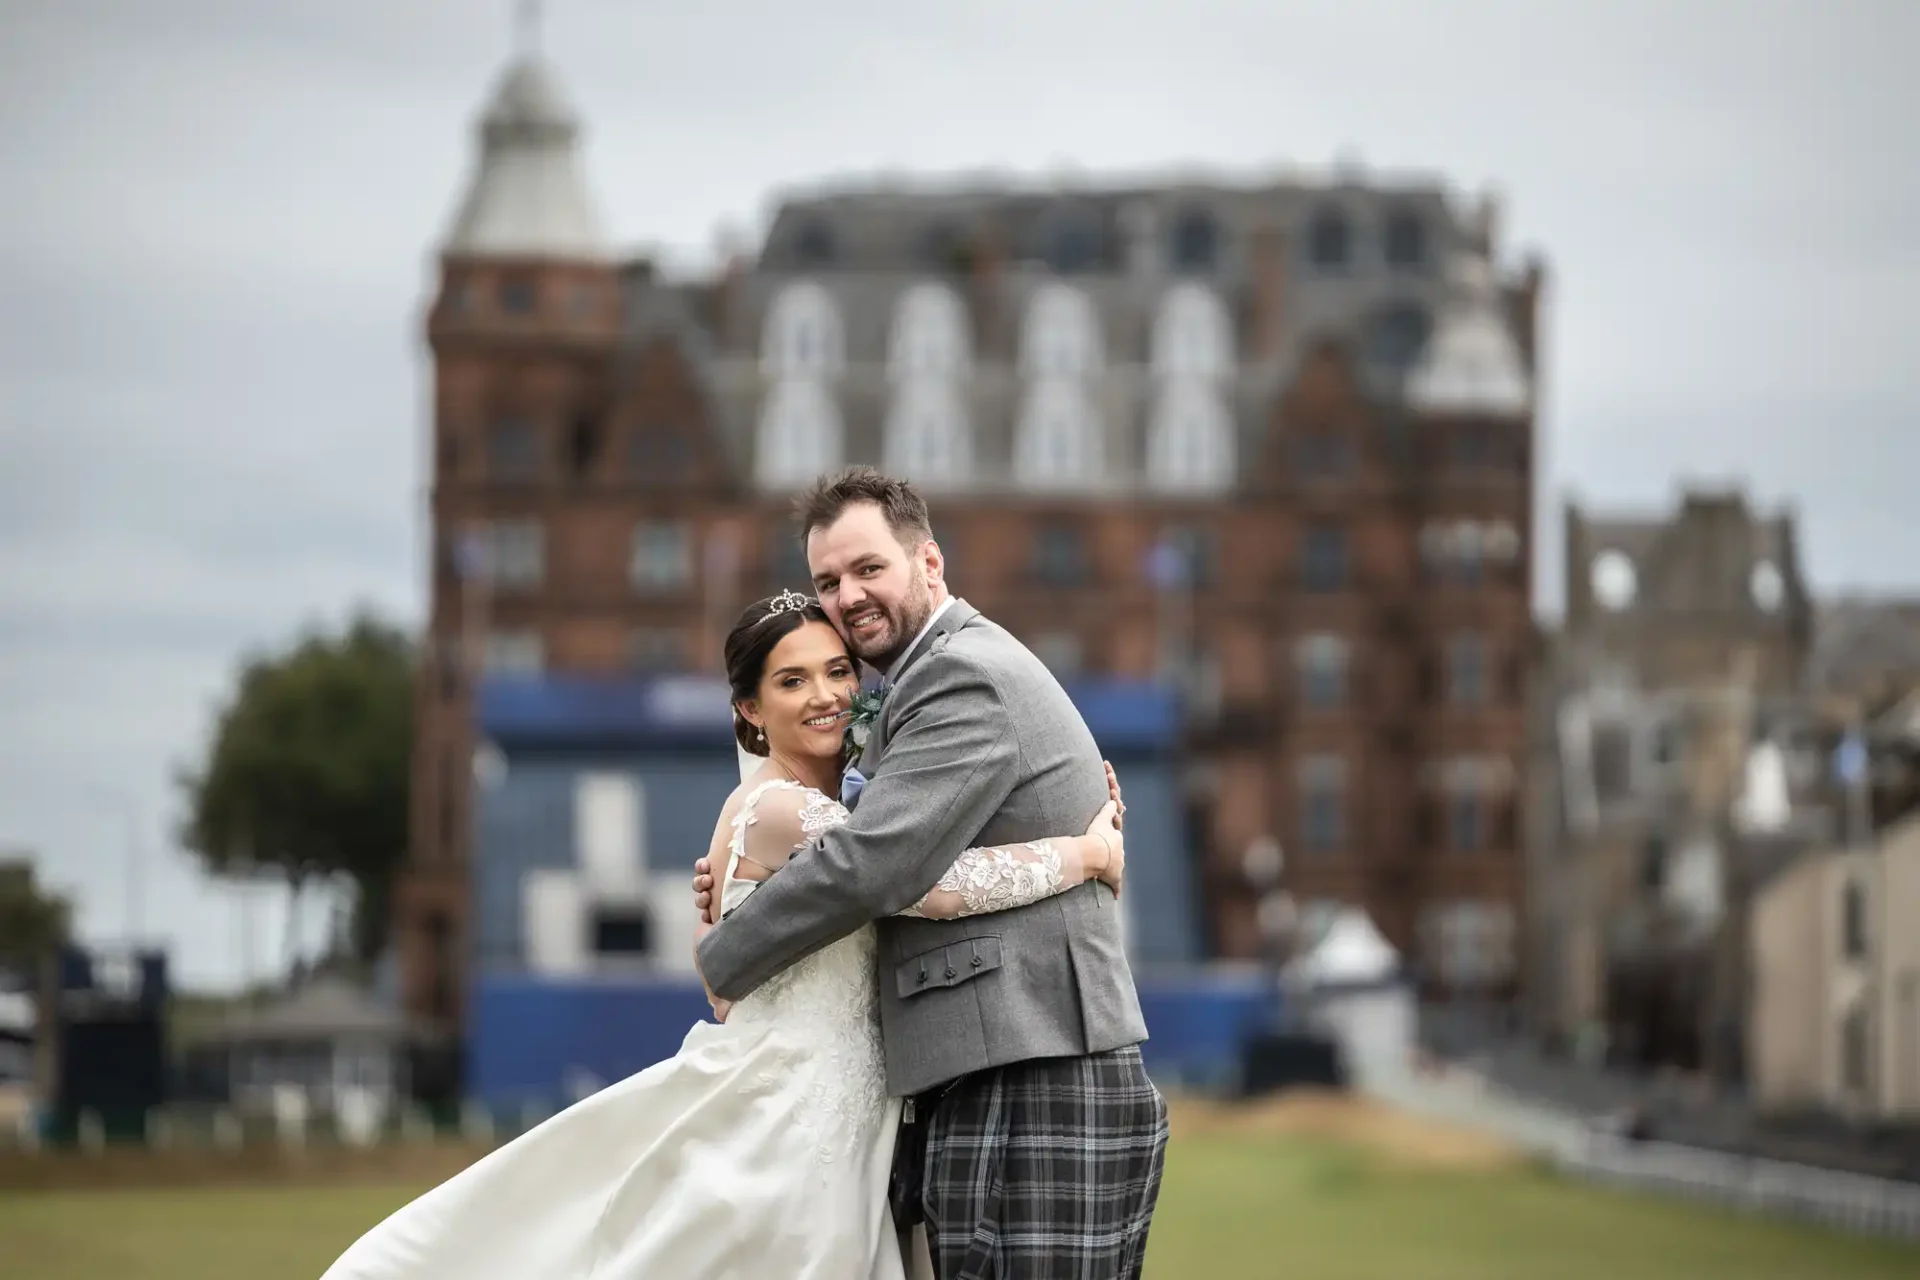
left=1013, top=379, right=1103, bottom=489
left=1018, top=282, right=1103, bottom=377
left=883, top=381, right=972, bottom=486
left=1144, top=381, right=1235, bottom=493
left=1307, top=207, right=1352, bottom=270
left=755, top=379, right=843, bottom=487
left=1149, top=283, right=1234, bottom=380
left=760, top=280, right=845, bottom=377
left=887, top=283, right=971, bottom=378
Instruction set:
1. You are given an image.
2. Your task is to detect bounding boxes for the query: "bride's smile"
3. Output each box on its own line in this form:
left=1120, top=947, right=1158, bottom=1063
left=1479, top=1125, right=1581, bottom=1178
left=736, top=618, right=860, bottom=791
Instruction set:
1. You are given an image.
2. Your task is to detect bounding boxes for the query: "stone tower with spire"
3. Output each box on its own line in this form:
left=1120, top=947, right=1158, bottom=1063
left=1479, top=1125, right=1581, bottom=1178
left=398, top=21, right=621, bottom=1036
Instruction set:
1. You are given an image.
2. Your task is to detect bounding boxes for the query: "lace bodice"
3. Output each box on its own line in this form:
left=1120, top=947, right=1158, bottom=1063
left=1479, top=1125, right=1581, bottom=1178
left=716, top=779, right=1080, bottom=1162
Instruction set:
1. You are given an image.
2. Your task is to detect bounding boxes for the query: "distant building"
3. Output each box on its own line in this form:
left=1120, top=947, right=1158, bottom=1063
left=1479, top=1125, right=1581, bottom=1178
left=397, top=44, right=1546, bottom=1031
left=1526, top=489, right=1820, bottom=1071
left=1750, top=804, right=1920, bottom=1121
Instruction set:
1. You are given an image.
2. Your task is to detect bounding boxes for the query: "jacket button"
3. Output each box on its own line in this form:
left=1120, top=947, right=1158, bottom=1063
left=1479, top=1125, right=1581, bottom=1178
left=944, top=967, right=957, bottom=979
left=970, top=956, right=983, bottom=968
left=916, top=971, right=927, bottom=985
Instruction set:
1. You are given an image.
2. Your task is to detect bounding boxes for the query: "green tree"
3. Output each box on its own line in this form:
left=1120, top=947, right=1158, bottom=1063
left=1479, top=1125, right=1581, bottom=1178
left=177, top=613, right=415, bottom=963
left=0, top=857, right=72, bottom=972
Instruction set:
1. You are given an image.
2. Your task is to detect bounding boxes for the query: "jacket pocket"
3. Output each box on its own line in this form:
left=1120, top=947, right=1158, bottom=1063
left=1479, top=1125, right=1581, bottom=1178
left=894, top=935, right=1003, bottom=999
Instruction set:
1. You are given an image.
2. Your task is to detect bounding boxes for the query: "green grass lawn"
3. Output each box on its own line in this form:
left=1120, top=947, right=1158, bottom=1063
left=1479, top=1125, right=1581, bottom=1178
left=1, top=1133, right=1914, bottom=1279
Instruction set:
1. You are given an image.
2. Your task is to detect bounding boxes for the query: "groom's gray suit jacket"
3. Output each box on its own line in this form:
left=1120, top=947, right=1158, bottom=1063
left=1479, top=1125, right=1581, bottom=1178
left=697, top=599, right=1149, bottom=1098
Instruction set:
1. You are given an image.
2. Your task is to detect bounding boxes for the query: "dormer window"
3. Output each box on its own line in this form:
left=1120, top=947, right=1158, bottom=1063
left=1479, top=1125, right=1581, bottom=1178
left=888, top=283, right=971, bottom=378
left=1307, top=208, right=1352, bottom=271
left=1169, top=208, right=1220, bottom=272
left=792, top=219, right=838, bottom=267
left=761, top=281, right=845, bottom=378
left=1019, top=283, right=1103, bottom=377
left=1149, top=283, right=1233, bottom=381
left=1384, top=211, right=1427, bottom=271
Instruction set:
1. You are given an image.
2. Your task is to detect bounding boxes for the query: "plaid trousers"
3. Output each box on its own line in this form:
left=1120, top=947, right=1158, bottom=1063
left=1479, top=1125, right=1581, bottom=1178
left=910, top=1045, right=1168, bottom=1280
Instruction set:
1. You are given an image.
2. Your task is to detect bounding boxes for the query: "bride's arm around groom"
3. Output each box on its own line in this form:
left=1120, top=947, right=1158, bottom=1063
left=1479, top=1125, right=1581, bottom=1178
left=696, top=640, right=1016, bottom=1000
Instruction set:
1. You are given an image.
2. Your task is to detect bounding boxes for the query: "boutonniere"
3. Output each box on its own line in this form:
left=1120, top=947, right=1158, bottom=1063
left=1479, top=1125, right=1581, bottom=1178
left=847, top=685, right=889, bottom=750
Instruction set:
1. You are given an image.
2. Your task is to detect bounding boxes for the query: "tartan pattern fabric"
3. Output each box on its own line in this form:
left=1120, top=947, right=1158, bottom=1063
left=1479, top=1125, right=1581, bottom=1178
left=917, top=1046, right=1168, bottom=1279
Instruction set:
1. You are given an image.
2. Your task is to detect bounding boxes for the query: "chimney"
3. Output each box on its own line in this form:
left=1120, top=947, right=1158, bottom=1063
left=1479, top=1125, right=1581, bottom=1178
left=1249, top=227, right=1289, bottom=360
left=968, top=226, right=1006, bottom=358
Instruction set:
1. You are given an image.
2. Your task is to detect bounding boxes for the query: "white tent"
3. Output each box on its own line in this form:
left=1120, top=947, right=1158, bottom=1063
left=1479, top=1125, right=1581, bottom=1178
left=1284, top=907, right=1413, bottom=1091
left=1285, top=907, right=1401, bottom=988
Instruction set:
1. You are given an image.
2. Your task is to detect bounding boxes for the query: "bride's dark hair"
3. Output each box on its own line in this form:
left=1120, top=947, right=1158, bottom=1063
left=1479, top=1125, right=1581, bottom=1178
left=723, top=593, right=849, bottom=756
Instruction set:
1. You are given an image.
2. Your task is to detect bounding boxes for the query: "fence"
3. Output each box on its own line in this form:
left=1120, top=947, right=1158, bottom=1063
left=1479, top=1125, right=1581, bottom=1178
left=1560, top=1134, right=1920, bottom=1244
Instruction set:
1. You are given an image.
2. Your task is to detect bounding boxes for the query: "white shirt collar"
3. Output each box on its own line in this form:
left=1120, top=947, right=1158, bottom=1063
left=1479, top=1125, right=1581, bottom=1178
left=884, top=594, right=957, bottom=680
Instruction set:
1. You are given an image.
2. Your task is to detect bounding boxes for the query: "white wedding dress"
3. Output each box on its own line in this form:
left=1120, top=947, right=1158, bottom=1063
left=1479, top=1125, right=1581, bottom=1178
left=321, top=778, right=1072, bottom=1280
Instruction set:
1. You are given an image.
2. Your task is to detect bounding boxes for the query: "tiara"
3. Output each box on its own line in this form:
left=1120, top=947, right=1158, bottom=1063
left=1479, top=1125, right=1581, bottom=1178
left=762, top=589, right=815, bottom=620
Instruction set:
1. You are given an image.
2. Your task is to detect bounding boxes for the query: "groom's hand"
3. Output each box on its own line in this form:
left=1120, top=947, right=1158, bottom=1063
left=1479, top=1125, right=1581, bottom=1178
left=692, top=856, right=717, bottom=925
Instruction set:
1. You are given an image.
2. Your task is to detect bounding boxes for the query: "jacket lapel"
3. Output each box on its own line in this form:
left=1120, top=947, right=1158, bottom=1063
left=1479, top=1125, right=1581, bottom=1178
left=859, top=598, right=979, bottom=775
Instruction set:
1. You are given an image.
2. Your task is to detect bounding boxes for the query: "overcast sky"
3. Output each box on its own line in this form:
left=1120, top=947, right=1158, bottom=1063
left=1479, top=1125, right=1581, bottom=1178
left=2, top=0, right=1914, bottom=991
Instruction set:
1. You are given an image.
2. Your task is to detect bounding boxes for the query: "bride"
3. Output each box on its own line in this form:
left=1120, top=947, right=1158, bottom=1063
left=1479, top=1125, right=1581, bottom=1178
left=321, top=592, right=1127, bottom=1279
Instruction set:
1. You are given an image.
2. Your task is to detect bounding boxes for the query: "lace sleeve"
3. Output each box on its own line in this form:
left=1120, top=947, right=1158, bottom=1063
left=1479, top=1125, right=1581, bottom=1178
left=734, top=783, right=850, bottom=879
left=896, top=840, right=1066, bottom=919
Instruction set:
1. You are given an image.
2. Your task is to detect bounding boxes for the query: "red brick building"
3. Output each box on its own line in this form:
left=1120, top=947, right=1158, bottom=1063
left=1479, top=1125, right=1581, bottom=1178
left=397, top=50, right=1545, bottom=1029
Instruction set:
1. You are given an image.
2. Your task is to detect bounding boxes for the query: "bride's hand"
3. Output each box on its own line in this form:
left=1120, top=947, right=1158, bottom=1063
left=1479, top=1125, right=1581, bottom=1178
left=1103, top=759, right=1125, bottom=828
left=1083, top=800, right=1125, bottom=897
left=692, top=856, right=717, bottom=926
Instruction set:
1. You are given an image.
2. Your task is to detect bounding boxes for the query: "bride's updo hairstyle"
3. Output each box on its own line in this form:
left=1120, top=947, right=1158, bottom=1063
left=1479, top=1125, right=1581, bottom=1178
left=724, top=591, right=846, bottom=756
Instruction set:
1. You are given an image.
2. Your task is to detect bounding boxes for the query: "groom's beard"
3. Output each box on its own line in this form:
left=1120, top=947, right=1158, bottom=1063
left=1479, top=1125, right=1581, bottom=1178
left=843, top=573, right=933, bottom=669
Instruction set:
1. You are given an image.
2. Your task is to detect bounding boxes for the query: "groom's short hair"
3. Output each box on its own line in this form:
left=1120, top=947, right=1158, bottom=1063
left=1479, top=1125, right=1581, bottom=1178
left=797, top=466, right=934, bottom=549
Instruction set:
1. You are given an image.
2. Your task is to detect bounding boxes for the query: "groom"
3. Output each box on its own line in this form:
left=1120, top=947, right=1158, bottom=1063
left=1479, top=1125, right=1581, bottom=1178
left=693, top=466, right=1167, bottom=1278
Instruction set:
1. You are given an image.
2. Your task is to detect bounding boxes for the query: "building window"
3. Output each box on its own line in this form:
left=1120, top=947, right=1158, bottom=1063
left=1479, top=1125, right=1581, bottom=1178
left=1843, top=880, right=1869, bottom=960
left=1306, top=208, right=1351, bottom=270
left=761, top=281, right=845, bottom=377
left=1296, top=634, right=1348, bottom=709
left=1144, top=382, right=1235, bottom=493
left=791, top=218, right=838, bottom=267
left=1019, top=283, right=1104, bottom=377
left=1447, top=633, right=1488, bottom=707
left=1301, top=524, right=1348, bottom=592
left=756, top=379, right=845, bottom=488
left=1149, top=282, right=1234, bottom=380
left=883, top=382, right=973, bottom=486
left=475, top=519, right=544, bottom=589
left=486, top=418, right=542, bottom=478
left=887, top=282, right=971, bottom=378
left=630, top=521, right=692, bottom=592
left=1031, top=523, right=1090, bottom=587
left=499, top=276, right=537, bottom=314
left=1030, top=631, right=1084, bottom=678
left=1012, top=380, right=1103, bottom=489
left=483, top=630, right=544, bottom=675
left=629, top=628, right=687, bottom=673
left=1383, top=211, right=1427, bottom=270
left=1041, top=213, right=1104, bottom=274
left=1449, top=794, right=1484, bottom=853
left=1169, top=207, right=1220, bottom=273
left=1298, top=756, right=1346, bottom=855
